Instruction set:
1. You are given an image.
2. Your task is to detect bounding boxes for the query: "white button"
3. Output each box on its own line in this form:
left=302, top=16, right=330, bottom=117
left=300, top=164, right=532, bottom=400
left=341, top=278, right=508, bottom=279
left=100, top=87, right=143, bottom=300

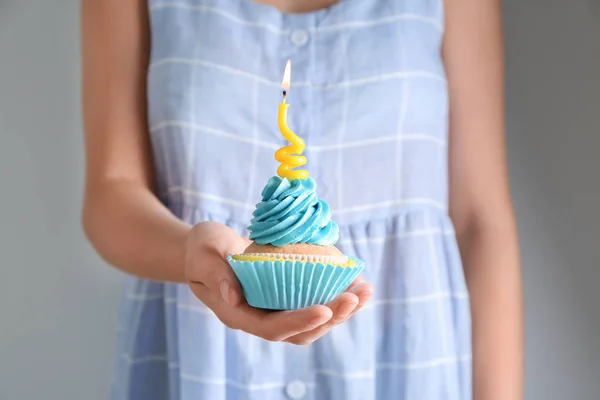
left=290, top=29, right=309, bottom=47
left=285, top=380, right=307, bottom=399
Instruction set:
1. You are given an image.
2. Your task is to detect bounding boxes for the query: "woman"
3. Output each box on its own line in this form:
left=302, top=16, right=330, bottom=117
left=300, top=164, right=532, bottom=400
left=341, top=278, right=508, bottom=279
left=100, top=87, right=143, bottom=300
left=81, top=0, right=522, bottom=399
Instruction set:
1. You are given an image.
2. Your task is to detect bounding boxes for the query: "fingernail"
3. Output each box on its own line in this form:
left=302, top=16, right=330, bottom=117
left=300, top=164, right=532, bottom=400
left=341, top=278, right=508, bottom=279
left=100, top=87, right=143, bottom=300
left=228, top=286, right=239, bottom=306
left=220, top=280, right=230, bottom=305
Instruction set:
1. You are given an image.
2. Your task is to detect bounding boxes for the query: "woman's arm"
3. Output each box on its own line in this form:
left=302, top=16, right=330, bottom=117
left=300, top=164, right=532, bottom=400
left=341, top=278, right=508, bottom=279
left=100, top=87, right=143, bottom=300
left=444, top=0, right=523, bottom=399
left=81, top=0, right=190, bottom=282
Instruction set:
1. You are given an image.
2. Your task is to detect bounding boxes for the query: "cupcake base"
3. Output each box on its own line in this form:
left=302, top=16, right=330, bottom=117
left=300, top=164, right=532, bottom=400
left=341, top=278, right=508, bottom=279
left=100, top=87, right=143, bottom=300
left=227, top=255, right=364, bottom=310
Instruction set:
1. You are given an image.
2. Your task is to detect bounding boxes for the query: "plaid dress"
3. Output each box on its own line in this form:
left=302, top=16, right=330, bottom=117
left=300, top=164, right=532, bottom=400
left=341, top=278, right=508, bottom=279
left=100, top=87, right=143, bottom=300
left=112, top=0, right=472, bottom=399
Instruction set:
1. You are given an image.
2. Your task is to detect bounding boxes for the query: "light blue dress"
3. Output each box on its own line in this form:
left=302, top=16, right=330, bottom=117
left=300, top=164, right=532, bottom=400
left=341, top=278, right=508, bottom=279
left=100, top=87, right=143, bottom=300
left=112, top=0, right=472, bottom=399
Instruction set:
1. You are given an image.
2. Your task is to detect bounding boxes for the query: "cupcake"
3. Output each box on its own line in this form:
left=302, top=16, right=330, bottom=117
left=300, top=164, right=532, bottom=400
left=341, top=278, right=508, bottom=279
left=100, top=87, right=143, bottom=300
left=227, top=60, right=363, bottom=309
left=227, top=176, right=364, bottom=310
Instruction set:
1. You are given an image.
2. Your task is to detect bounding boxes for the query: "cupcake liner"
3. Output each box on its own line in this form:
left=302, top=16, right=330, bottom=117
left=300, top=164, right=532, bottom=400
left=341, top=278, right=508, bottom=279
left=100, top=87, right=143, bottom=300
left=227, top=255, right=364, bottom=310
left=238, top=253, right=348, bottom=265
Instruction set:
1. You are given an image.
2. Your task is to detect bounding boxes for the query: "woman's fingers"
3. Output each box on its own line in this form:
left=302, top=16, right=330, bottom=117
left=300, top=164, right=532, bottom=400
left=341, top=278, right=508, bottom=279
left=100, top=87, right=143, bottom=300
left=324, top=293, right=359, bottom=325
left=284, top=292, right=359, bottom=345
left=256, top=304, right=333, bottom=341
left=206, top=292, right=334, bottom=342
left=283, top=281, right=374, bottom=345
left=348, top=282, right=374, bottom=314
left=346, top=276, right=366, bottom=291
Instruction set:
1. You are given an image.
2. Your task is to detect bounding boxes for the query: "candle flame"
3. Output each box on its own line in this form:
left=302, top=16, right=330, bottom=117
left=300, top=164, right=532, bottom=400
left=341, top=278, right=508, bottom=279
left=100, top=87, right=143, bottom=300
left=281, top=60, right=291, bottom=92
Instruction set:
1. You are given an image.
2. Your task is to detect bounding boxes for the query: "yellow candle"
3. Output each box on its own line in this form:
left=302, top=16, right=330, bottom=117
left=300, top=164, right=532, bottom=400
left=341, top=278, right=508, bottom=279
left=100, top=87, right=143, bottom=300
left=275, top=60, right=309, bottom=180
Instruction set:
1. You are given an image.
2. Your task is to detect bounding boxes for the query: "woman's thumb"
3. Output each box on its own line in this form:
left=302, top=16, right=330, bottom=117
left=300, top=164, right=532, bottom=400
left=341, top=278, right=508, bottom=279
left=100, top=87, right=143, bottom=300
left=202, top=240, right=244, bottom=306
left=188, top=223, right=247, bottom=306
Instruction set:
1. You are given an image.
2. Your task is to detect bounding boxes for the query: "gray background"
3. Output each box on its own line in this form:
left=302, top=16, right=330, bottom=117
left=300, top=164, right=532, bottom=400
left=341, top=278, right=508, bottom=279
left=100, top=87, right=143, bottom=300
left=0, top=1, right=598, bottom=399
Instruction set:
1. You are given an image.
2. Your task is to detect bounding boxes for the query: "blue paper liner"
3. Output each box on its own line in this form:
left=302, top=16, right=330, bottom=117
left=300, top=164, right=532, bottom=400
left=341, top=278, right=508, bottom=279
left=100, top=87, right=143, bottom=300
left=226, top=255, right=365, bottom=310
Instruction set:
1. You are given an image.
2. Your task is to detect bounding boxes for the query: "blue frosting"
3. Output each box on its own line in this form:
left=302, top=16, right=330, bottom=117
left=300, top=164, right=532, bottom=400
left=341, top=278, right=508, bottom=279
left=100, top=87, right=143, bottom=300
left=248, top=177, right=339, bottom=246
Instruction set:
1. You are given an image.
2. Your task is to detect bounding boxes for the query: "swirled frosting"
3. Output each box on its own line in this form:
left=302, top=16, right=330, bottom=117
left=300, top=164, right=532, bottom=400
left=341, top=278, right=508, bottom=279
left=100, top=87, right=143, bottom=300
left=248, top=177, right=339, bottom=246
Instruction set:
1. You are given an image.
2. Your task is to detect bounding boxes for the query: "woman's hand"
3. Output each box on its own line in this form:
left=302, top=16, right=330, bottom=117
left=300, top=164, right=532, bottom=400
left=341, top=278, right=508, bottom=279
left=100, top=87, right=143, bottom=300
left=185, top=221, right=373, bottom=344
